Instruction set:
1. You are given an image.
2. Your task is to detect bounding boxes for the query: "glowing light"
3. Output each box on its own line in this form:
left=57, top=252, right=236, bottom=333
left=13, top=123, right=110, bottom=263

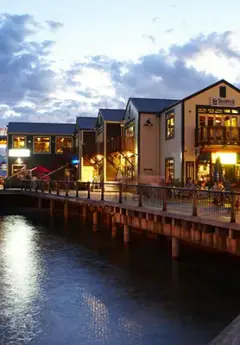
left=126, top=151, right=133, bottom=158
left=16, top=157, right=23, bottom=164
left=96, top=154, right=103, bottom=161
left=212, top=152, right=236, bottom=165
left=9, top=149, right=30, bottom=157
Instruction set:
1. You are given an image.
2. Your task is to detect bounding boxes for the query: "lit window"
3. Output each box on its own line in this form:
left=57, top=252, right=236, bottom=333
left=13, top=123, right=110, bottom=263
left=165, top=158, right=174, bottom=181
left=33, top=136, right=50, bottom=153
left=56, top=136, right=73, bottom=154
left=165, top=111, right=175, bottom=139
left=13, top=136, right=26, bottom=149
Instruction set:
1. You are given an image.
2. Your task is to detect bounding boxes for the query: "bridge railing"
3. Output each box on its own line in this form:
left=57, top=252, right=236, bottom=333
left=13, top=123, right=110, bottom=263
left=4, top=179, right=240, bottom=223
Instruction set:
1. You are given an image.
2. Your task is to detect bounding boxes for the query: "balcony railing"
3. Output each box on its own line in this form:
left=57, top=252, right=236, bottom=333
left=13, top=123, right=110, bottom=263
left=196, top=126, right=240, bottom=146
left=107, top=136, right=135, bottom=153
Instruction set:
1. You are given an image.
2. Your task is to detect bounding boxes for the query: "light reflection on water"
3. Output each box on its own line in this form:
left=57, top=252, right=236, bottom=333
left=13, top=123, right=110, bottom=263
left=0, top=216, right=44, bottom=344
left=0, top=214, right=240, bottom=345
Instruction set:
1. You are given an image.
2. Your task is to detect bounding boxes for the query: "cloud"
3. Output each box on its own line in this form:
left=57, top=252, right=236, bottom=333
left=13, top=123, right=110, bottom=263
left=0, top=14, right=239, bottom=127
left=142, top=34, right=156, bottom=44
left=152, top=17, right=160, bottom=23
left=46, top=20, right=64, bottom=32
left=164, top=28, right=174, bottom=34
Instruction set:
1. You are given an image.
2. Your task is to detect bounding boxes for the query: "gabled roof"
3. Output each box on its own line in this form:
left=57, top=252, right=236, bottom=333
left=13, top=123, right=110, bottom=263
left=76, top=116, right=97, bottom=130
left=158, top=79, right=240, bottom=114
left=128, top=98, right=179, bottom=113
left=7, top=122, right=76, bottom=135
left=99, top=109, right=125, bottom=122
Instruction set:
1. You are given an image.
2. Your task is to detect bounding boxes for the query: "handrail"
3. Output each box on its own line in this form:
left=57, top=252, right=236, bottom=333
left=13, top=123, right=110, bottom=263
left=5, top=167, right=27, bottom=180
left=40, top=164, right=68, bottom=179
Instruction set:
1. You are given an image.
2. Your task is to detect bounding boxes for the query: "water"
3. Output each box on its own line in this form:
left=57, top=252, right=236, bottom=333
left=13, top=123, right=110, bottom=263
left=0, top=214, right=240, bottom=345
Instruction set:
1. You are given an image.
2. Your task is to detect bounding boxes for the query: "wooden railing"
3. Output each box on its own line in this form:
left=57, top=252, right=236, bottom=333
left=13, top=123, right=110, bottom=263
left=196, top=126, right=240, bottom=146
left=4, top=180, right=240, bottom=223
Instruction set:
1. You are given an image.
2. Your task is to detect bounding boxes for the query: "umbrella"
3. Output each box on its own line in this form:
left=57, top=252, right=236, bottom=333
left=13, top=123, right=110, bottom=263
left=213, top=156, right=224, bottom=182
left=32, top=165, right=50, bottom=173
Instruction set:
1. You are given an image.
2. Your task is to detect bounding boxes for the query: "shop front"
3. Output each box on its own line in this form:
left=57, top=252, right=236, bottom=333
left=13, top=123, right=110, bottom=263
left=197, top=151, right=240, bottom=182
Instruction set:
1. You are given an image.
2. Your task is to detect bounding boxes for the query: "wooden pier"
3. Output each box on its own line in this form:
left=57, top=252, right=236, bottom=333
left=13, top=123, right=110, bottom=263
left=2, top=181, right=240, bottom=259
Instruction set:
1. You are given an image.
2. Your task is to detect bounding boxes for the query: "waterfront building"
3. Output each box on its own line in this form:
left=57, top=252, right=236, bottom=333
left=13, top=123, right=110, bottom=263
left=159, top=79, right=240, bottom=184
left=95, top=109, right=125, bottom=182
left=75, top=116, right=97, bottom=181
left=7, top=122, right=75, bottom=177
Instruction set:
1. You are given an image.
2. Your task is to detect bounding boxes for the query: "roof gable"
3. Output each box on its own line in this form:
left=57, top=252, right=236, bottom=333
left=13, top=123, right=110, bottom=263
left=159, top=79, right=240, bottom=114
left=7, top=122, right=76, bottom=135
left=99, top=108, right=125, bottom=122
left=128, top=98, right=179, bottom=113
left=76, top=116, right=97, bottom=130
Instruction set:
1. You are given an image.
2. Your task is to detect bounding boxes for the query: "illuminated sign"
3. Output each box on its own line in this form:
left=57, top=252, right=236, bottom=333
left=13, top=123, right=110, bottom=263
left=212, top=152, right=236, bottom=165
left=0, top=139, right=7, bottom=147
left=71, top=159, right=79, bottom=164
left=9, top=149, right=30, bottom=157
left=210, top=98, right=236, bottom=107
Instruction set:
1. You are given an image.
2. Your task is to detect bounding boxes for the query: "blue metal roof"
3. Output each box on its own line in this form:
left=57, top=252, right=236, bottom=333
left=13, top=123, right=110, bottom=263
left=7, top=122, right=76, bottom=135
left=129, top=98, right=179, bottom=113
left=99, top=109, right=125, bottom=121
left=76, top=116, right=97, bottom=130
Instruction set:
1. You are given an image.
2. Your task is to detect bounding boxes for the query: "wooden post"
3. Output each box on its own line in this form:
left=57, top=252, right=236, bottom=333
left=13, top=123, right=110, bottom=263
left=163, top=188, right=167, bottom=211
left=112, top=214, right=117, bottom=238
left=192, top=190, right=198, bottom=216
left=138, top=185, right=143, bottom=207
left=48, top=181, right=51, bottom=194
left=37, top=198, right=42, bottom=209
left=124, top=224, right=130, bottom=243
left=93, top=211, right=98, bottom=232
left=65, top=182, right=69, bottom=197
left=82, top=205, right=87, bottom=221
left=50, top=199, right=54, bottom=216
left=172, top=237, right=180, bottom=259
left=230, top=192, right=236, bottom=223
left=87, top=182, right=91, bottom=199
left=56, top=182, right=59, bottom=196
left=119, top=183, right=123, bottom=204
left=101, top=182, right=104, bottom=201
left=64, top=200, right=68, bottom=219
left=76, top=182, right=79, bottom=198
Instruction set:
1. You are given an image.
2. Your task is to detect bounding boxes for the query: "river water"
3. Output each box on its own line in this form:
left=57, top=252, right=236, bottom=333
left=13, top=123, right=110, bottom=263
left=0, top=213, right=240, bottom=345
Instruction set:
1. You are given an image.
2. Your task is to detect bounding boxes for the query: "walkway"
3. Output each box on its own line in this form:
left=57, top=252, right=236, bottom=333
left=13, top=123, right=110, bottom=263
left=20, top=186, right=240, bottom=224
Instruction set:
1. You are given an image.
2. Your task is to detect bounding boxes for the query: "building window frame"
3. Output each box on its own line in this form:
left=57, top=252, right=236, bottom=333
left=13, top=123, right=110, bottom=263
left=165, top=157, right=175, bottom=182
left=33, top=136, right=51, bottom=154
left=55, top=136, right=73, bottom=154
left=219, top=86, right=226, bottom=98
left=165, top=110, right=175, bottom=139
left=12, top=135, right=26, bottom=149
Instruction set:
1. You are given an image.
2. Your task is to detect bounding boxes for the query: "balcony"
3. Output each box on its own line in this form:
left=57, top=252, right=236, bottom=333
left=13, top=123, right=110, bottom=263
left=107, top=136, right=135, bottom=154
left=195, top=126, right=240, bottom=146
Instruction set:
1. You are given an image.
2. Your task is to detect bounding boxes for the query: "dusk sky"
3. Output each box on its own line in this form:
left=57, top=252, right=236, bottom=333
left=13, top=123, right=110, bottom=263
left=1, top=0, right=240, bottom=127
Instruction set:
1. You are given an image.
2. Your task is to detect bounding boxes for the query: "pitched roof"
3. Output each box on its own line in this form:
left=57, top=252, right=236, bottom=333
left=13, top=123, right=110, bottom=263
left=129, top=98, right=179, bottom=113
left=158, top=79, right=240, bottom=114
left=76, top=116, right=97, bottom=130
left=99, top=109, right=125, bottom=121
left=7, top=122, right=76, bottom=135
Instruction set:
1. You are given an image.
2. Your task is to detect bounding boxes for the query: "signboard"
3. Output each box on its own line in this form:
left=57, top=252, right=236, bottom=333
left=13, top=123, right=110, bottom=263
left=210, top=97, right=236, bottom=107
left=8, top=149, right=30, bottom=157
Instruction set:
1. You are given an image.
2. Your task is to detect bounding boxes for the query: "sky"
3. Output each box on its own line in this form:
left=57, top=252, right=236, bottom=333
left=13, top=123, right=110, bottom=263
left=0, top=0, right=240, bottom=127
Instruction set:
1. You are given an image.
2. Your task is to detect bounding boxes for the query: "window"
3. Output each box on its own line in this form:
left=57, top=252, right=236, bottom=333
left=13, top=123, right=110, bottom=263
left=56, top=136, right=73, bottom=153
left=165, top=158, right=174, bottom=181
left=33, top=136, right=50, bottom=153
left=13, top=136, right=26, bottom=149
left=165, top=111, right=175, bottom=139
left=219, top=86, right=226, bottom=98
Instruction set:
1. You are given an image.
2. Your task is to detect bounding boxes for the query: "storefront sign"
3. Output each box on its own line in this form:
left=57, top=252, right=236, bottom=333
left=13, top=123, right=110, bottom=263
left=8, top=149, right=30, bottom=157
left=210, top=97, right=236, bottom=107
